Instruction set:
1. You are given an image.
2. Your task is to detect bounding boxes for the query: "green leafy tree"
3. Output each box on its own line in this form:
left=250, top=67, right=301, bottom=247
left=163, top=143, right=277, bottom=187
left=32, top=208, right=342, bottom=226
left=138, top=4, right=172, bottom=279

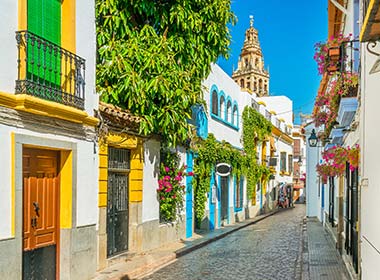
left=96, top=0, right=235, bottom=146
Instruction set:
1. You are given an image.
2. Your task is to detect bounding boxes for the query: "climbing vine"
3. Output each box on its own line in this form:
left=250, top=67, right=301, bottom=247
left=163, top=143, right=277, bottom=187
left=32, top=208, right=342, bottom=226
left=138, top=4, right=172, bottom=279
left=191, top=134, right=246, bottom=225
left=191, top=106, right=272, bottom=226
left=242, top=107, right=272, bottom=199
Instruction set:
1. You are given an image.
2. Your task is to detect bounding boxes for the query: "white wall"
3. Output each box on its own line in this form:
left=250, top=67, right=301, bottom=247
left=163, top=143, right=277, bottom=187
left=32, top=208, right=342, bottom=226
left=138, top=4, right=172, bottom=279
left=273, top=138, right=293, bottom=185
left=76, top=141, right=99, bottom=226
left=0, top=128, right=12, bottom=238
left=142, top=139, right=160, bottom=222
left=258, top=96, right=293, bottom=125
left=0, top=1, right=18, bottom=93
left=76, top=0, right=98, bottom=115
left=203, top=64, right=244, bottom=149
left=360, top=41, right=380, bottom=277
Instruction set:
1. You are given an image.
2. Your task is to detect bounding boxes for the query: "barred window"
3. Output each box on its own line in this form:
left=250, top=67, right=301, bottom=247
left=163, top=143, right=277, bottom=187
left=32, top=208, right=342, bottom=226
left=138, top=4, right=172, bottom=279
left=235, top=177, right=244, bottom=210
left=280, top=152, right=287, bottom=172
left=288, top=155, right=293, bottom=173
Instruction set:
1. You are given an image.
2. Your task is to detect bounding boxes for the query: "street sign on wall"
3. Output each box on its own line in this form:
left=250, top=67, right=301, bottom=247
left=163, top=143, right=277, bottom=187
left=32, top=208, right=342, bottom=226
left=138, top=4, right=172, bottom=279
left=216, top=163, right=232, bottom=177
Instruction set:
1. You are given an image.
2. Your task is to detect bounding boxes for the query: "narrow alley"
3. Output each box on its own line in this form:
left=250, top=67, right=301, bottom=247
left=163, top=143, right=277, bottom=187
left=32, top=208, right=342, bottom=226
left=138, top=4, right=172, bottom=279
left=138, top=205, right=351, bottom=280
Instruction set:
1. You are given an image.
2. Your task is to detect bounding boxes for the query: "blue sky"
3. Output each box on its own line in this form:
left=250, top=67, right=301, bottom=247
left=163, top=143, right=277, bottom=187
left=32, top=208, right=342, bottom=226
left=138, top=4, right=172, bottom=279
left=217, top=0, right=328, bottom=124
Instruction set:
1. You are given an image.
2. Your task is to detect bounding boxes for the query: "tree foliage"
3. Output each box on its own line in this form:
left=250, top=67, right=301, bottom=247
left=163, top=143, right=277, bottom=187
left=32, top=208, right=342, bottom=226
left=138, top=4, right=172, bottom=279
left=96, top=0, right=236, bottom=146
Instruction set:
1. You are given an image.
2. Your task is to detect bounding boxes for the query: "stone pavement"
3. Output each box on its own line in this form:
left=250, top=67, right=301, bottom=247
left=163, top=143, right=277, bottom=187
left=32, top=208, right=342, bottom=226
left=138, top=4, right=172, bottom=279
left=142, top=205, right=305, bottom=280
left=93, top=209, right=279, bottom=280
left=303, top=217, right=351, bottom=280
left=94, top=206, right=351, bottom=280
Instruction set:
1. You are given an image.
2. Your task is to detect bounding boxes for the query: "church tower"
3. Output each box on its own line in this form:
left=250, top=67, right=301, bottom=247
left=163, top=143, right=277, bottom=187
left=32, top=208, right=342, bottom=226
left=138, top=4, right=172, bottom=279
left=232, top=16, right=270, bottom=97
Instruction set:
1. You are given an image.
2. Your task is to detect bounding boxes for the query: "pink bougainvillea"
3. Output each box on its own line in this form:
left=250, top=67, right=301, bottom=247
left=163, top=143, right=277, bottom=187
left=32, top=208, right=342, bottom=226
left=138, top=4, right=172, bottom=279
left=316, top=145, right=360, bottom=180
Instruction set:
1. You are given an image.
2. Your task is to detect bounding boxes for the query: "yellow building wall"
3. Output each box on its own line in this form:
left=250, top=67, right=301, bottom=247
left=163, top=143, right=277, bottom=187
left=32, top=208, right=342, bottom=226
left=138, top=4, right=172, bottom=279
left=98, top=133, right=143, bottom=208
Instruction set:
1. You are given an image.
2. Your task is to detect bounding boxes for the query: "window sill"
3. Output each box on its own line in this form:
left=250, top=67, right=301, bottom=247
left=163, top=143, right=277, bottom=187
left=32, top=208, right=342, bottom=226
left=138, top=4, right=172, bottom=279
left=210, top=113, right=239, bottom=131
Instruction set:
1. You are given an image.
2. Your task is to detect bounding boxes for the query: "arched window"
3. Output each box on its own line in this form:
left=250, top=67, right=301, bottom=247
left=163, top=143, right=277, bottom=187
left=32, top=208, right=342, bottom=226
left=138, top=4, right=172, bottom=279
left=259, top=79, right=263, bottom=94
left=240, top=79, right=245, bottom=88
left=233, top=105, right=238, bottom=127
left=255, top=58, right=259, bottom=67
left=227, top=100, right=232, bottom=122
left=264, top=84, right=268, bottom=94
left=211, top=90, right=218, bottom=115
left=220, top=95, right=225, bottom=117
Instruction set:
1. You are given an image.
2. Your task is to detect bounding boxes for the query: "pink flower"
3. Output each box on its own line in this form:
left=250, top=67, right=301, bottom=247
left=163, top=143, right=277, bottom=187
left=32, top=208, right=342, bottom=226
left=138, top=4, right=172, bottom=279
left=164, top=167, right=170, bottom=172
left=172, top=195, right=176, bottom=199
left=164, top=175, right=170, bottom=181
left=175, top=176, right=181, bottom=181
left=188, top=171, right=194, bottom=176
left=165, top=187, right=172, bottom=193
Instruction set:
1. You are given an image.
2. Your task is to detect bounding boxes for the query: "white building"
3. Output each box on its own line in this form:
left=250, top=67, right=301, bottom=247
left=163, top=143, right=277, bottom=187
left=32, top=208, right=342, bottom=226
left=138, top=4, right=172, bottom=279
left=358, top=0, right=380, bottom=278
left=200, top=63, right=294, bottom=229
left=0, top=1, right=99, bottom=279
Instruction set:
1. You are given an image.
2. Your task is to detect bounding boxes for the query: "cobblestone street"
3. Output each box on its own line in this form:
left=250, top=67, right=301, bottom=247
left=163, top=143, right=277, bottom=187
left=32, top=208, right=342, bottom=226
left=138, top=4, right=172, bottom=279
left=143, top=205, right=305, bottom=280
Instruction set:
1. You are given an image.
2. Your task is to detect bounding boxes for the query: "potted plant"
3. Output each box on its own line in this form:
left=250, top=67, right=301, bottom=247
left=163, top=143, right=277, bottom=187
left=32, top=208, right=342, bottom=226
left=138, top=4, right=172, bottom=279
left=314, top=33, right=351, bottom=75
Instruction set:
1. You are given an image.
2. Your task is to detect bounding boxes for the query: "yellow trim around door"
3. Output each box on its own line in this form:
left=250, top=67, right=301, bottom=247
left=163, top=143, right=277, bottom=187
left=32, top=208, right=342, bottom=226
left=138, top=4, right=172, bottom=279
left=60, top=150, right=72, bottom=228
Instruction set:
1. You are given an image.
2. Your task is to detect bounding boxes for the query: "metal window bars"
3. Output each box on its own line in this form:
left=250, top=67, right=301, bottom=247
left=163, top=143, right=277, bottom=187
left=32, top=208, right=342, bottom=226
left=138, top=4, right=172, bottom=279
left=15, top=30, right=85, bottom=110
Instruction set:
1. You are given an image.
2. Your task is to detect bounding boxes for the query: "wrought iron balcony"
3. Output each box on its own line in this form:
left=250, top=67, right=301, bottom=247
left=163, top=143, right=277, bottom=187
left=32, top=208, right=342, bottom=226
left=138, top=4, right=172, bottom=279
left=15, top=31, right=85, bottom=110
left=265, top=110, right=271, bottom=121
left=275, top=118, right=280, bottom=128
left=251, top=99, right=259, bottom=111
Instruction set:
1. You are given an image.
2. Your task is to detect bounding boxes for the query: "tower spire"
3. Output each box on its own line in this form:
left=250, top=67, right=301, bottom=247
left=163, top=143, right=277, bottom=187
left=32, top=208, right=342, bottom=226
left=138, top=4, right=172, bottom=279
left=249, top=15, right=254, bottom=27
left=231, top=16, right=270, bottom=97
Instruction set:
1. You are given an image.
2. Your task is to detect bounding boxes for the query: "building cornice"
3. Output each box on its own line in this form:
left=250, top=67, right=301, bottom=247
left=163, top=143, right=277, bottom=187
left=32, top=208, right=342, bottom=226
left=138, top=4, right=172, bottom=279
left=0, top=92, right=98, bottom=126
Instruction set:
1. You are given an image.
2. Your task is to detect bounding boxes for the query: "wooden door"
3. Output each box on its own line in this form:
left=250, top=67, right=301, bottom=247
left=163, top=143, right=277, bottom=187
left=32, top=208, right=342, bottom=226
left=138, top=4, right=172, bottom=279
left=23, top=148, right=59, bottom=280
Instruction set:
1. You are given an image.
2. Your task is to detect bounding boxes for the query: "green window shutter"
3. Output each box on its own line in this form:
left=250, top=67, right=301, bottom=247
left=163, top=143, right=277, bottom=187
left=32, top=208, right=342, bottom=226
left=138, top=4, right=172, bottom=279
left=27, top=0, right=43, bottom=36
left=43, top=0, right=61, bottom=46
left=27, top=0, right=62, bottom=98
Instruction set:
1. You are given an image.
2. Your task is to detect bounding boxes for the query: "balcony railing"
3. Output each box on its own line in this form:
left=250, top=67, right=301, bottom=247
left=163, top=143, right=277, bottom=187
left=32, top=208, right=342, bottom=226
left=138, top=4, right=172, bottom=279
left=275, top=118, right=280, bottom=128
left=265, top=110, right=271, bottom=121
left=15, top=31, right=85, bottom=110
left=251, top=99, right=259, bottom=111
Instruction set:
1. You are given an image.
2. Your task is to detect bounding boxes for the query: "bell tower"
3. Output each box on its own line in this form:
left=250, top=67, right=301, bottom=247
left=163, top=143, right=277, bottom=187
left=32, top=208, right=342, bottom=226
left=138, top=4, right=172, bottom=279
left=232, top=16, right=270, bottom=96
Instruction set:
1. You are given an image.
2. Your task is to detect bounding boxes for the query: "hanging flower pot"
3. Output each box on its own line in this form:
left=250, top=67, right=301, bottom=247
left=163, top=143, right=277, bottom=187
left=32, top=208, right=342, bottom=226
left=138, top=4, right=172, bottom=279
left=328, top=44, right=341, bottom=60
left=314, top=34, right=351, bottom=75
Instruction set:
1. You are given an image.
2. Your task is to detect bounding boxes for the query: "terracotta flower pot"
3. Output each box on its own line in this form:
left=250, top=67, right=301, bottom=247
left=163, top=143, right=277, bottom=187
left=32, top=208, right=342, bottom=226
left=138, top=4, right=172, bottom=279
left=328, top=46, right=340, bottom=58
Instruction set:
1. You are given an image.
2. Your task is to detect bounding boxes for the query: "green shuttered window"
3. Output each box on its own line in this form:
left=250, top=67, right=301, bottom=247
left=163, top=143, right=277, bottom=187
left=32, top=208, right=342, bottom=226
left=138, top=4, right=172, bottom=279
left=27, top=0, right=61, bottom=87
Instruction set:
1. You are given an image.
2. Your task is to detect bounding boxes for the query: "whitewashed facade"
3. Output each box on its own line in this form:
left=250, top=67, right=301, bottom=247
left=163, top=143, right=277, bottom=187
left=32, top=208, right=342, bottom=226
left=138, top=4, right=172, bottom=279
left=0, top=1, right=99, bottom=279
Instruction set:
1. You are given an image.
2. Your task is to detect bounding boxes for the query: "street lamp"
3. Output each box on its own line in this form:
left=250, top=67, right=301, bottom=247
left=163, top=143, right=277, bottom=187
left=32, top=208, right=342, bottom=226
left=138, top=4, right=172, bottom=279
left=308, top=129, right=318, bottom=147
left=297, top=156, right=302, bottom=166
